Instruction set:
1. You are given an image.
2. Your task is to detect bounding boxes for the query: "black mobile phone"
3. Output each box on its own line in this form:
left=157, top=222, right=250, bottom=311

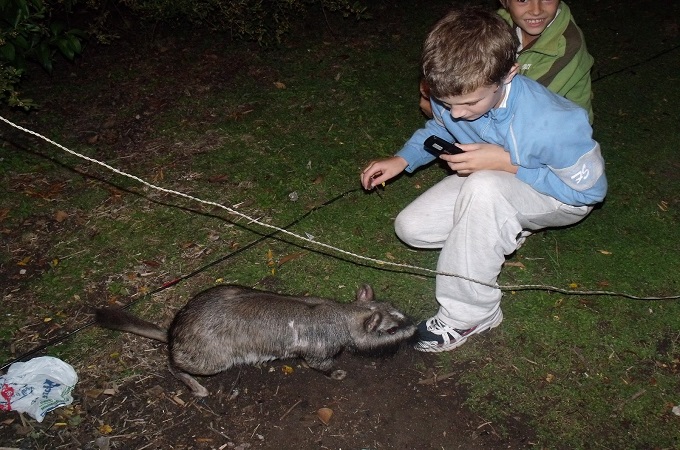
left=424, top=135, right=464, bottom=155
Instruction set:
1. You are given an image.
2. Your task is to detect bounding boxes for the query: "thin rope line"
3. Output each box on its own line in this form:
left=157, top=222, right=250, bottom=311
left=591, top=43, right=680, bottom=83
left=1, top=115, right=678, bottom=301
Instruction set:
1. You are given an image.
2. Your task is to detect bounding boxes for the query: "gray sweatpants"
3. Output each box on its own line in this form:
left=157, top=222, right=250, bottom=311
left=395, top=170, right=591, bottom=329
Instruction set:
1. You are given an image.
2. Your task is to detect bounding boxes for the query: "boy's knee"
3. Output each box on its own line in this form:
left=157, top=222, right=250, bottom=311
left=394, top=209, right=419, bottom=246
left=460, top=171, right=507, bottom=200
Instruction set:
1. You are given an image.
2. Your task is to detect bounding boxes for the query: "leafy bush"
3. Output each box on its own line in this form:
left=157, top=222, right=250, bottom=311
left=120, top=0, right=369, bottom=45
left=0, top=0, right=84, bottom=109
left=0, top=0, right=368, bottom=108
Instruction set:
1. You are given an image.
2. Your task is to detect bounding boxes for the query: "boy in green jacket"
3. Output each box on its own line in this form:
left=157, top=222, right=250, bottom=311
left=499, top=0, right=594, bottom=122
left=419, top=0, right=594, bottom=123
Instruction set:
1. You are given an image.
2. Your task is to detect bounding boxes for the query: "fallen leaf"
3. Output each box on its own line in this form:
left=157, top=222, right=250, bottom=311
left=266, top=249, right=276, bottom=267
left=55, top=210, right=69, bottom=222
left=569, top=283, right=579, bottom=289
left=99, top=424, right=113, bottom=434
left=281, top=365, right=294, bottom=375
left=105, top=186, right=123, bottom=198
left=69, top=415, right=83, bottom=426
left=317, top=407, right=333, bottom=425
left=597, top=249, right=612, bottom=255
left=278, top=252, right=305, bottom=266
left=505, top=261, right=525, bottom=269
left=146, top=385, right=165, bottom=397
left=152, top=169, right=164, bottom=183
left=546, top=373, right=555, bottom=383
left=207, top=174, right=230, bottom=183
left=137, top=286, right=150, bottom=295
left=17, top=257, right=31, bottom=266
left=274, top=81, right=286, bottom=89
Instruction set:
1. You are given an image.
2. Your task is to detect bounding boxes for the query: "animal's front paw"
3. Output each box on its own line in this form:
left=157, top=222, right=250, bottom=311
left=329, top=369, right=347, bottom=380
left=192, top=385, right=210, bottom=397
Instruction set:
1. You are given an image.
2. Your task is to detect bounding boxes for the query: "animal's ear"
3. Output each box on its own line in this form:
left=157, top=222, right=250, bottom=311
left=356, top=284, right=374, bottom=303
left=364, top=311, right=383, bottom=332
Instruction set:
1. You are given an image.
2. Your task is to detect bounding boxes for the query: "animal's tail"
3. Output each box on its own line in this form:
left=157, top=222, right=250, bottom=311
left=95, top=308, right=169, bottom=343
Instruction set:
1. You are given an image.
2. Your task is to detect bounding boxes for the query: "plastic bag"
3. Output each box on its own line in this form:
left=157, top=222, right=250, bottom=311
left=0, top=356, right=78, bottom=422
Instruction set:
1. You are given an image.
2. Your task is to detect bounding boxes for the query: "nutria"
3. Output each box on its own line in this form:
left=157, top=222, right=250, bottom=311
left=95, top=284, right=415, bottom=397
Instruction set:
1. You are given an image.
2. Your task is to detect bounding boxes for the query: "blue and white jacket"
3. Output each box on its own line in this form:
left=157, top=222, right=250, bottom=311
left=396, top=75, right=607, bottom=206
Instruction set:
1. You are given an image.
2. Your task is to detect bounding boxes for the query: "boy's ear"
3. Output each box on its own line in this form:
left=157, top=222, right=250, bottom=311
left=503, top=63, right=520, bottom=84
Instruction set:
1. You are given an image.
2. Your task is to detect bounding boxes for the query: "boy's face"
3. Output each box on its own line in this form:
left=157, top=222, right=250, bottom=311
left=436, top=83, right=507, bottom=121
left=503, top=0, right=560, bottom=41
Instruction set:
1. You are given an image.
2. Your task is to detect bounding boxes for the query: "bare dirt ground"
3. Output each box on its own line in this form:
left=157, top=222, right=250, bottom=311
left=0, top=6, right=536, bottom=449
left=2, top=329, right=535, bottom=449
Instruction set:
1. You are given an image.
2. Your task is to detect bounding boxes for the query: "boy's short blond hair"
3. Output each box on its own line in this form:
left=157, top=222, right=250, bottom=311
left=422, top=6, right=518, bottom=98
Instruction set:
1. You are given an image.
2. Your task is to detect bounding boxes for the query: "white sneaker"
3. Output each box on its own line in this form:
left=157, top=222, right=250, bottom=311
left=414, top=309, right=503, bottom=353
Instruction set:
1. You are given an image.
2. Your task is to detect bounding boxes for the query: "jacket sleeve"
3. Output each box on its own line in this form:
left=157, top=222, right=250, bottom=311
left=540, top=21, right=594, bottom=122
left=515, top=142, right=607, bottom=206
left=511, top=106, right=607, bottom=206
left=395, top=103, right=454, bottom=173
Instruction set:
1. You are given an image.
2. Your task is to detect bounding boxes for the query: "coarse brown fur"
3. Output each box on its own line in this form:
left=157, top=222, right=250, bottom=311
left=94, top=284, right=416, bottom=397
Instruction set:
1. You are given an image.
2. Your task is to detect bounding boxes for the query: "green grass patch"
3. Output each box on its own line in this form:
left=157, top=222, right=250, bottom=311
left=1, top=0, right=678, bottom=447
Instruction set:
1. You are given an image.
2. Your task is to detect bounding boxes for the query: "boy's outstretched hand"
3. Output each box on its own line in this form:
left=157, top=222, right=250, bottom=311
left=361, top=156, right=409, bottom=190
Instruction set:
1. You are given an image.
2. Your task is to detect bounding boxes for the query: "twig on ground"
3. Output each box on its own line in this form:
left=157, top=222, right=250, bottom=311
left=614, top=389, right=647, bottom=412
left=280, top=399, right=303, bottom=421
left=209, top=423, right=231, bottom=440
left=417, top=371, right=455, bottom=385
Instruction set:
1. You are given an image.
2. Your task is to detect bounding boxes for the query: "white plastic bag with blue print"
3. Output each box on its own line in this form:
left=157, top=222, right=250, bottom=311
left=0, top=356, right=78, bottom=422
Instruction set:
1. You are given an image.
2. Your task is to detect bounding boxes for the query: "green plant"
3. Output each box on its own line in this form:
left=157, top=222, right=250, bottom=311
left=0, top=0, right=84, bottom=108
left=0, top=62, right=28, bottom=107
left=120, top=0, right=369, bottom=44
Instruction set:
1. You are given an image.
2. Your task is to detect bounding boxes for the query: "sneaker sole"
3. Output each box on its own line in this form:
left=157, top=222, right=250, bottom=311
left=414, top=309, right=504, bottom=353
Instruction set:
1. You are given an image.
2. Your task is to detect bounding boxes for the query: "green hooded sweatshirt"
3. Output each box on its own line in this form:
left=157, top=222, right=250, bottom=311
left=498, top=2, right=594, bottom=123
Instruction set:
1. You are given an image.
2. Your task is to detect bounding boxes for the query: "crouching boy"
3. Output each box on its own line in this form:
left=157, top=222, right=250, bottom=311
left=360, top=6, right=606, bottom=352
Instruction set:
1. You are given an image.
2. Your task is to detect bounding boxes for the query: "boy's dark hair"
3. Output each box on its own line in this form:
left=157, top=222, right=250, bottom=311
left=422, top=6, right=518, bottom=99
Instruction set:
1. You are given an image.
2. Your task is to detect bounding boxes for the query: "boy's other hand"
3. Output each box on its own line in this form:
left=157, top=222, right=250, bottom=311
left=440, top=143, right=518, bottom=175
left=360, top=156, right=409, bottom=190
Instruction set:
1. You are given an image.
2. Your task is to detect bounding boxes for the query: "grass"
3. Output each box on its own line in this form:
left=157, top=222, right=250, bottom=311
left=1, top=0, right=679, bottom=447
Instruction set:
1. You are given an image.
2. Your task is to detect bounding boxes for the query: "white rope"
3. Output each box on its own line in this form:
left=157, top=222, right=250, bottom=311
left=2, top=114, right=678, bottom=301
